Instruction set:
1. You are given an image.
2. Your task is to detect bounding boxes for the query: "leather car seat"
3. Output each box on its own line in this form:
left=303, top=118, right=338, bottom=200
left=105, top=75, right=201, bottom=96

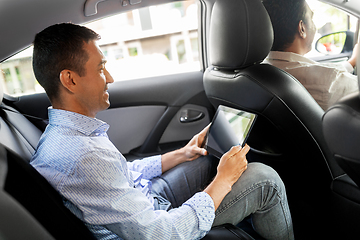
left=203, top=0, right=342, bottom=237
left=0, top=144, right=55, bottom=240
left=0, top=83, right=42, bottom=162
left=322, top=45, right=360, bottom=238
left=323, top=92, right=360, bottom=189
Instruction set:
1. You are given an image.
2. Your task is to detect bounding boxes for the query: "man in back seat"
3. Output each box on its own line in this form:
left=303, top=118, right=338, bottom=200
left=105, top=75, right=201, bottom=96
left=30, top=23, right=294, bottom=240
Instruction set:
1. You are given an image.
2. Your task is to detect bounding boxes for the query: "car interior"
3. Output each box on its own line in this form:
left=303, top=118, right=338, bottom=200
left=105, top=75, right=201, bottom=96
left=1, top=0, right=360, bottom=239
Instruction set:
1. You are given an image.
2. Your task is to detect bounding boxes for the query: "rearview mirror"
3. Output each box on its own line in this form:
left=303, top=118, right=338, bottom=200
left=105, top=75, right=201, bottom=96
left=315, top=31, right=354, bottom=55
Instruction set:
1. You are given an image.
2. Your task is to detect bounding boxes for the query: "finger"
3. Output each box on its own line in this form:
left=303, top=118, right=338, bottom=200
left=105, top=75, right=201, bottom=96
left=193, top=147, right=207, bottom=156
left=197, top=124, right=211, bottom=147
left=198, top=123, right=211, bottom=137
left=222, top=145, right=242, bottom=159
left=201, top=148, right=208, bottom=156
left=238, top=144, right=250, bottom=158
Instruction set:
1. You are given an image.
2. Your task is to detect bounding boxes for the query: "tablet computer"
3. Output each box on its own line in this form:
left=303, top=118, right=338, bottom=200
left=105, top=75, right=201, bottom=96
left=205, top=105, right=257, bottom=159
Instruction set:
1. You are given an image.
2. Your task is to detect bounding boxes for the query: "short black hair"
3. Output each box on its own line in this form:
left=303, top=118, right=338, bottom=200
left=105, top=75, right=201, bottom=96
left=263, top=0, right=307, bottom=51
left=32, top=23, right=100, bottom=101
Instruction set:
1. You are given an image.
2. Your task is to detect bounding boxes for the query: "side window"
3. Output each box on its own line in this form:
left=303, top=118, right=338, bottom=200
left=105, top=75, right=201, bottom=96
left=0, top=0, right=199, bottom=96
left=0, top=47, right=41, bottom=96
left=83, top=0, right=200, bottom=81
left=306, top=0, right=358, bottom=59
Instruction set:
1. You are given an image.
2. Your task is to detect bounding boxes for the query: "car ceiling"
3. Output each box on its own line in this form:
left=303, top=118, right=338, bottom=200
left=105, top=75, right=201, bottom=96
left=0, top=0, right=174, bottom=63
left=320, top=0, right=360, bottom=19
left=0, top=0, right=359, bottom=63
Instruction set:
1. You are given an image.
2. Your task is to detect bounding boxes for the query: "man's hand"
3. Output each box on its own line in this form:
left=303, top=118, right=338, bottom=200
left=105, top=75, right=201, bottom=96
left=161, top=124, right=210, bottom=173
left=204, top=144, right=250, bottom=210
left=348, top=43, right=358, bottom=68
left=216, top=144, right=250, bottom=188
left=181, top=124, right=210, bottom=161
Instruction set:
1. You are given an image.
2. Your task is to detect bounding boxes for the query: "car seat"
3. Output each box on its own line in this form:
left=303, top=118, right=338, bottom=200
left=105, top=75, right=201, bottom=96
left=0, top=83, right=97, bottom=239
left=0, top=144, right=55, bottom=239
left=322, top=45, right=360, bottom=238
left=202, top=0, right=342, bottom=237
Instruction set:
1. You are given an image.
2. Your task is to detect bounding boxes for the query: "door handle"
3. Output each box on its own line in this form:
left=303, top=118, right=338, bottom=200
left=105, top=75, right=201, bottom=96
left=180, top=109, right=205, bottom=123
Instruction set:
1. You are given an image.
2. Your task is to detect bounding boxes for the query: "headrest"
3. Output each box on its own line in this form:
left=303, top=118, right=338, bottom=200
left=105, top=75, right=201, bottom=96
left=209, top=0, right=273, bottom=70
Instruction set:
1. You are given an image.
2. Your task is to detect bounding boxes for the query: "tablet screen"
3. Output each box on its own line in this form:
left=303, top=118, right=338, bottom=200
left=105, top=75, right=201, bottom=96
left=205, top=105, right=257, bottom=159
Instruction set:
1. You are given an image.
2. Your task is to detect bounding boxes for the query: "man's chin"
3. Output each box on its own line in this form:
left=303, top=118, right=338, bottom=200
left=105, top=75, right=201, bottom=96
left=104, top=101, right=110, bottom=110
left=99, top=100, right=111, bottom=112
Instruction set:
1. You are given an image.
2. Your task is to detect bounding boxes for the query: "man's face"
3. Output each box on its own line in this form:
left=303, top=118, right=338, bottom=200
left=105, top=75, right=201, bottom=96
left=303, top=3, right=316, bottom=53
left=76, top=40, right=114, bottom=118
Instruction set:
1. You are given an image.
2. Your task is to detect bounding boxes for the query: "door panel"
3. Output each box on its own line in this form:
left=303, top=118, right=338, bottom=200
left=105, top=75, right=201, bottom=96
left=103, top=72, right=213, bottom=157
left=96, top=105, right=167, bottom=154
left=159, top=104, right=210, bottom=144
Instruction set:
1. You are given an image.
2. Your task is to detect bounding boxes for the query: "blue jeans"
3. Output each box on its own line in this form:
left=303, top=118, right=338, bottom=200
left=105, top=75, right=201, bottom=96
left=151, top=155, right=294, bottom=240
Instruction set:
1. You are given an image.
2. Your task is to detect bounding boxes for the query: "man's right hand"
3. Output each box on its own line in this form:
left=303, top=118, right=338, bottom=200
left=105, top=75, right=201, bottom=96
left=348, top=43, right=359, bottom=68
left=204, top=144, right=250, bottom=210
left=216, top=144, right=250, bottom=188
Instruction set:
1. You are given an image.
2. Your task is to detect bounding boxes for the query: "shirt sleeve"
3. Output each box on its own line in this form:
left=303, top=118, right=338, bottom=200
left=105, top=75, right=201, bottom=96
left=60, top=150, right=215, bottom=240
left=341, top=61, right=354, bottom=73
left=127, top=155, right=162, bottom=180
left=328, top=70, right=358, bottom=107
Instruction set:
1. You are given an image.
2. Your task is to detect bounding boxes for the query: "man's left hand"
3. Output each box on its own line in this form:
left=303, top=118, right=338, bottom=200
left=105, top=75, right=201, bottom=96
left=161, top=124, right=210, bottom=173
left=182, top=124, right=210, bottom=161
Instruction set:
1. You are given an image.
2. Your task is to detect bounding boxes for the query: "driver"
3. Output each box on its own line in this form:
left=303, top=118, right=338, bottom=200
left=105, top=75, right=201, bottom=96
left=263, top=0, right=359, bottom=111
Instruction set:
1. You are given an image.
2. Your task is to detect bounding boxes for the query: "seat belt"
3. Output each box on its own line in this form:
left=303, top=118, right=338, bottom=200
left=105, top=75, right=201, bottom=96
left=0, top=103, right=48, bottom=122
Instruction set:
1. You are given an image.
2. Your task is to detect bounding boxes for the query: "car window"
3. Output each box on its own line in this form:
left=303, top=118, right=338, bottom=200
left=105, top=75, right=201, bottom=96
left=0, top=0, right=199, bottom=96
left=305, top=0, right=358, bottom=59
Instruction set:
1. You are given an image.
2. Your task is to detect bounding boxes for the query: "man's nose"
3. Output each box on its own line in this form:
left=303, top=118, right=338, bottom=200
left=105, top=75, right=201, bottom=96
left=105, top=69, right=114, bottom=84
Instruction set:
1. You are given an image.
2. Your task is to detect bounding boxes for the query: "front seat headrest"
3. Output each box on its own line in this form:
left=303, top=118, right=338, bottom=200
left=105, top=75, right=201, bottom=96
left=210, top=0, right=273, bottom=70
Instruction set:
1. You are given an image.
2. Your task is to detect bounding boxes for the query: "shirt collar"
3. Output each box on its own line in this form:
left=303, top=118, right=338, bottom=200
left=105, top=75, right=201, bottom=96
left=266, top=51, right=317, bottom=64
left=48, top=107, right=109, bottom=136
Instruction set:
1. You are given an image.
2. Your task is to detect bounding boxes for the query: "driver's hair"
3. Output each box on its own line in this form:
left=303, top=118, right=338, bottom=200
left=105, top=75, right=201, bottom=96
left=32, top=23, right=100, bottom=102
left=263, top=0, right=307, bottom=51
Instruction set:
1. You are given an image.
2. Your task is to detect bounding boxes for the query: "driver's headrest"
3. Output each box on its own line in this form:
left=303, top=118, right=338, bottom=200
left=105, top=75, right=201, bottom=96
left=209, top=0, right=273, bottom=70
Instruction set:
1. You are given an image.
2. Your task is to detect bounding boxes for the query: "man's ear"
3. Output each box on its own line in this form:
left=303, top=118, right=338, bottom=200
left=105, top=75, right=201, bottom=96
left=298, top=20, right=307, bottom=39
left=59, top=69, right=77, bottom=93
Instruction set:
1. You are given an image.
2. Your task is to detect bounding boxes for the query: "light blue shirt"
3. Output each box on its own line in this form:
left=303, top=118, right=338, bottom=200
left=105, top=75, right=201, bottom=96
left=30, top=108, right=215, bottom=239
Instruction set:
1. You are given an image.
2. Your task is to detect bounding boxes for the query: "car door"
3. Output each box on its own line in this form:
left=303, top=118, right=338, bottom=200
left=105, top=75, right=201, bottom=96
left=3, top=0, right=213, bottom=160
